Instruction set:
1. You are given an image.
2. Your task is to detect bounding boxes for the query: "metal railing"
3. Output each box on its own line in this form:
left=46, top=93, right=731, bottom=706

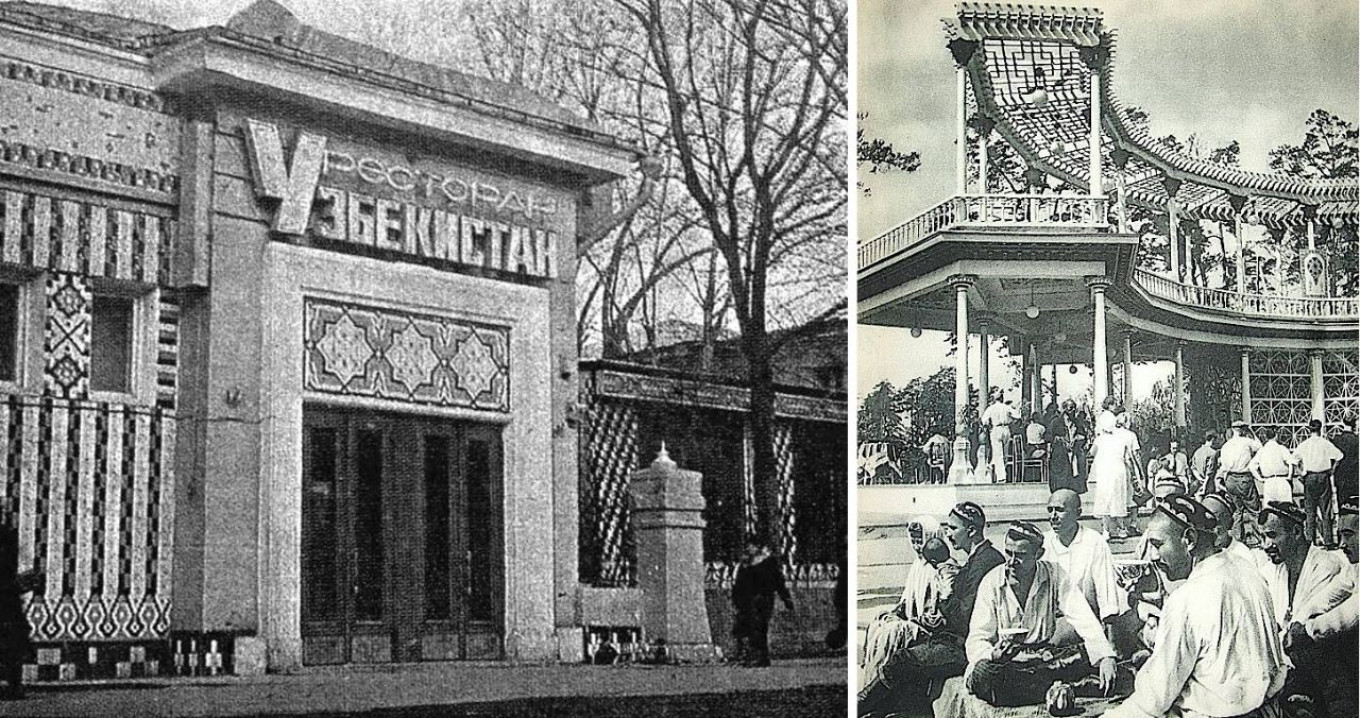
left=858, top=194, right=1110, bottom=270
left=1133, top=269, right=1359, bottom=320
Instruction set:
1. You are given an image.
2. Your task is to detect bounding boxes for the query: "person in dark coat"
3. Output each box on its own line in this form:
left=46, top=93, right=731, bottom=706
left=1065, top=400, right=1091, bottom=494
left=859, top=501, right=1004, bottom=716
left=1047, top=406, right=1075, bottom=493
left=1, top=516, right=36, bottom=700
left=1334, top=419, right=1359, bottom=504
left=731, top=540, right=793, bottom=667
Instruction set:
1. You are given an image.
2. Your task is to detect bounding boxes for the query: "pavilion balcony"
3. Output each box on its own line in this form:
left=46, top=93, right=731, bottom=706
left=858, top=193, right=1110, bottom=270
left=1133, top=269, right=1359, bottom=321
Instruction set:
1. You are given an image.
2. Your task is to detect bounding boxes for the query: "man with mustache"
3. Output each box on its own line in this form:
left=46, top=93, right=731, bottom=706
left=858, top=501, right=1002, bottom=716
left=964, top=520, right=1117, bottom=707
left=1294, top=497, right=1359, bottom=718
left=1256, top=502, right=1354, bottom=714
left=1106, top=496, right=1286, bottom=718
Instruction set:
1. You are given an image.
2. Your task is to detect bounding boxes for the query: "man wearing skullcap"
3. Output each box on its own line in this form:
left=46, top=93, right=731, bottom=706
left=1106, top=496, right=1286, bottom=718
left=1200, top=492, right=1262, bottom=568
left=1300, top=497, right=1357, bottom=644
left=858, top=501, right=1002, bottom=715
left=964, top=521, right=1117, bottom=707
left=1294, top=418, right=1344, bottom=546
left=1255, top=502, right=1356, bottom=713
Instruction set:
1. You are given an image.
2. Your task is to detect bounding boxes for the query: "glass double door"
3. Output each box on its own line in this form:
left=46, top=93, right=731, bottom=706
left=300, top=408, right=503, bottom=664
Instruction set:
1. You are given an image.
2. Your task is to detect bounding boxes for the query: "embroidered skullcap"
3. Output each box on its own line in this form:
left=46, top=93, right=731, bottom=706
left=1201, top=492, right=1231, bottom=513
left=950, top=501, right=986, bottom=530
left=1340, top=496, right=1359, bottom=516
left=1154, top=477, right=1186, bottom=498
left=1007, top=520, right=1044, bottom=547
left=1258, top=501, right=1306, bottom=528
left=1156, top=495, right=1216, bottom=533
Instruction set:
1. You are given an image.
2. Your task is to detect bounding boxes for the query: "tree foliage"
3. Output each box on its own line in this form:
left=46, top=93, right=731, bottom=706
left=857, top=113, right=919, bottom=195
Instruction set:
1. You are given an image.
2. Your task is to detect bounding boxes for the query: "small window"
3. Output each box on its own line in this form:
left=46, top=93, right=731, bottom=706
left=0, top=283, right=18, bottom=382
left=90, top=294, right=135, bottom=394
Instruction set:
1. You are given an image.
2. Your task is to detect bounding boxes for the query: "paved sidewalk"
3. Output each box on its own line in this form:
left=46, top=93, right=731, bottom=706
left=1, top=658, right=847, bottom=717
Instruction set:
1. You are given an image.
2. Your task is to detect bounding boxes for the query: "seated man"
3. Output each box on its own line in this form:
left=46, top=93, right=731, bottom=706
left=1042, top=489, right=1123, bottom=622
left=1107, top=496, right=1286, bottom=718
left=860, top=537, right=958, bottom=680
left=858, top=502, right=1003, bottom=716
left=1298, top=497, right=1358, bottom=718
left=1256, top=502, right=1354, bottom=713
left=964, top=521, right=1117, bottom=707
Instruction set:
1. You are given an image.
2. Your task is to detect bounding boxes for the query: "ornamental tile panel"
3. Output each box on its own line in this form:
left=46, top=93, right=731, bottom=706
left=303, top=298, right=510, bottom=412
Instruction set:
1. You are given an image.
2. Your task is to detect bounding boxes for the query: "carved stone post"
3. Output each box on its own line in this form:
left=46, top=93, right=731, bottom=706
left=1088, top=278, right=1111, bottom=408
left=630, top=448, right=721, bottom=662
left=949, top=275, right=976, bottom=483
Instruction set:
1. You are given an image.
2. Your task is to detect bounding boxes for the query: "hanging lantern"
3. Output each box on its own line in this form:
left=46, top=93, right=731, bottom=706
left=910, top=327, right=923, bottom=338
left=1069, top=365, right=1080, bottom=374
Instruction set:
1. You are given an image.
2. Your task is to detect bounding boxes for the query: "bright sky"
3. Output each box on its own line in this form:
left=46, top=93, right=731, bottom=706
left=855, top=0, right=1358, bottom=402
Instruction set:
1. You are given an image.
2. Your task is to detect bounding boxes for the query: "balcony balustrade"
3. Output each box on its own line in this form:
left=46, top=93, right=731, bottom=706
left=1133, top=269, right=1358, bottom=320
left=858, top=194, right=1109, bottom=270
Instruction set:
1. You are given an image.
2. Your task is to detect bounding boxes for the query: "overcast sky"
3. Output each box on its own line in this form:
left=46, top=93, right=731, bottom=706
left=856, top=0, right=1359, bottom=401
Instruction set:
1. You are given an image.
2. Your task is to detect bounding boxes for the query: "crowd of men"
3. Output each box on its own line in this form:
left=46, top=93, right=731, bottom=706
left=859, top=412, right=1359, bottom=718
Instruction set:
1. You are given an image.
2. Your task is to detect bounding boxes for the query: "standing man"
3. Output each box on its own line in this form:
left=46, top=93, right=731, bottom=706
left=858, top=501, right=1003, bottom=715
left=1249, top=427, right=1301, bottom=505
left=1105, top=496, right=1287, bottom=718
left=1218, top=421, right=1264, bottom=545
left=1065, top=399, right=1091, bottom=494
left=1191, top=430, right=1219, bottom=497
left=730, top=540, right=793, bottom=667
left=964, top=521, right=1117, bottom=707
left=1295, top=419, right=1344, bottom=546
left=1333, top=419, right=1359, bottom=505
left=983, top=391, right=1021, bottom=483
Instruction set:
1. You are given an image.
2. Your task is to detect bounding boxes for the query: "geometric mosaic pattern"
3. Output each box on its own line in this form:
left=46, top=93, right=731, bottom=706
left=1250, top=351, right=1313, bottom=443
left=580, top=399, right=640, bottom=587
left=303, top=298, right=510, bottom=412
left=45, top=273, right=91, bottom=398
left=0, top=397, right=174, bottom=641
left=1323, top=350, right=1360, bottom=429
left=0, top=190, right=171, bottom=283
left=774, top=423, right=796, bottom=569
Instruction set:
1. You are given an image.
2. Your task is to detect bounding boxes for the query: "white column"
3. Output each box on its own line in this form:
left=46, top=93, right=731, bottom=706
left=1122, top=331, right=1134, bottom=410
left=1308, top=220, right=1317, bottom=251
left=1174, top=341, right=1187, bottom=427
left=1240, top=348, right=1252, bottom=424
left=1168, top=199, right=1180, bottom=281
left=979, top=319, right=991, bottom=407
left=1235, top=215, right=1247, bottom=293
left=956, top=68, right=967, bottom=195
left=949, top=276, right=975, bottom=483
left=1089, top=279, right=1110, bottom=408
left=1089, top=71, right=1102, bottom=195
left=1310, top=349, right=1325, bottom=422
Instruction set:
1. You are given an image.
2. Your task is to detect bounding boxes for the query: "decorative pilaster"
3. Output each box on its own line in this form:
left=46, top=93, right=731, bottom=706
left=1087, top=278, right=1110, bottom=408
left=949, top=275, right=975, bottom=483
left=1111, top=147, right=1130, bottom=233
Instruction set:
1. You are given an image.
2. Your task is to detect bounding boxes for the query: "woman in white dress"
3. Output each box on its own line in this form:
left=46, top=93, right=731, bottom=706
left=1090, top=415, right=1133, bottom=539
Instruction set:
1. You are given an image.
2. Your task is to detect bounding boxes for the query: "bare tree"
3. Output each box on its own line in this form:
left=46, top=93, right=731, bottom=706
left=615, top=0, right=847, bottom=544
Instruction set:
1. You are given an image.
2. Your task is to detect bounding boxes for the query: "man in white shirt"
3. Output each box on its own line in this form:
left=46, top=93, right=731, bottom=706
left=1042, top=489, right=1123, bottom=623
left=1249, top=427, right=1300, bottom=505
left=1217, top=421, right=1264, bottom=545
left=1294, top=418, right=1345, bottom=546
left=982, top=391, right=1020, bottom=483
left=1191, top=431, right=1219, bottom=497
left=1256, top=502, right=1354, bottom=712
left=964, top=521, right=1117, bottom=707
left=1106, top=496, right=1286, bottom=718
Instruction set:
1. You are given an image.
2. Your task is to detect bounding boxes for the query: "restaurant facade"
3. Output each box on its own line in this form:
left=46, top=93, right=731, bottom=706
left=0, top=0, right=637, bottom=677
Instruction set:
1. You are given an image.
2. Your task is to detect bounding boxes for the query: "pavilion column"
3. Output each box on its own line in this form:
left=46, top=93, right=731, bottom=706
left=1020, top=344, right=1031, bottom=407
left=1227, top=194, right=1249, bottom=293
left=1240, top=347, right=1252, bottom=424
left=956, top=68, right=967, bottom=195
left=978, top=318, right=991, bottom=407
left=1174, top=341, right=1187, bottom=428
left=1089, top=70, right=1102, bottom=196
left=1029, top=342, right=1041, bottom=409
left=949, top=275, right=976, bottom=483
left=1050, top=362, right=1059, bottom=406
left=1088, top=278, right=1110, bottom=408
left=1122, top=330, right=1134, bottom=410
left=1310, top=349, right=1325, bottom=422
left=1163, top=177, right=1183, bottom=282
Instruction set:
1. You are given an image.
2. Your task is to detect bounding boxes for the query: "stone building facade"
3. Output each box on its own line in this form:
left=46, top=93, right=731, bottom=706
left=0, top=0, right=635, bottom=676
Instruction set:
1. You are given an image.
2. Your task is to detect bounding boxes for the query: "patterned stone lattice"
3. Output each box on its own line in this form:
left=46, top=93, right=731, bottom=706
left=45, top=273, right=91, bottom=398
left=1323, top=351, right=1359, bottom=429
left=0, top=397, right=174, bottom=641
left=774, top=423, right=796, bottom=568
left=579, top=399, right=639, bottom=587
left=303, top=298, right=510, bottom=412
left=0, top=190, right=171, bottom=283
left=1250, top=352, right=1313, bottom=443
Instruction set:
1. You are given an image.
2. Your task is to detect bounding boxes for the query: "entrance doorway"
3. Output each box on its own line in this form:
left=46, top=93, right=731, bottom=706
left=300, top=407, right=504, bottom=664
